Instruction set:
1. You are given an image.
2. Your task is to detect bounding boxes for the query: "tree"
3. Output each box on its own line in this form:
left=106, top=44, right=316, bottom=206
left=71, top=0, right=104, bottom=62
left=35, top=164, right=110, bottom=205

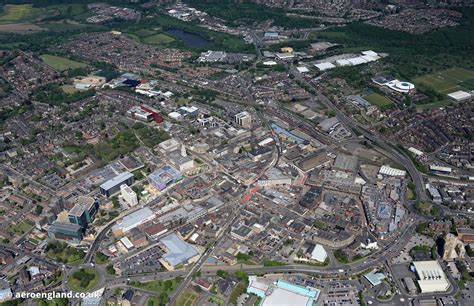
left=35, top=205, right=43, bottom=216
left=216, top=270, right=228, bottom=278
left=158, top=292, right=169, bottom=306
left=111, top=196, right=120, bottom=209
left=163, top=279, right=173, bottom=290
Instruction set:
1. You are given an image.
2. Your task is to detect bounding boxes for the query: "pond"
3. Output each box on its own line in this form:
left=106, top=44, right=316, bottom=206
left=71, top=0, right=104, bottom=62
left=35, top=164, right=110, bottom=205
left=165, top=28, right=210, bottom=48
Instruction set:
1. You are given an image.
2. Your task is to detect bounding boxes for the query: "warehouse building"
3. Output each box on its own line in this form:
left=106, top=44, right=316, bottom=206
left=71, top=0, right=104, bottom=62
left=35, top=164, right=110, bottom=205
left=379, top=165, right=406, bottom=177
left=447, top=90, right=471, bottom=102
left=247, top=277, right=320, bottom=306
left=314, top=62, right=336, bottom=71
left=158, top=233, right=200, bottom=270
left=112, top=207, right=156, bottom=235
left=429, top=165, right=452, bottom=174
left=412, top=261, right=450, bottom=293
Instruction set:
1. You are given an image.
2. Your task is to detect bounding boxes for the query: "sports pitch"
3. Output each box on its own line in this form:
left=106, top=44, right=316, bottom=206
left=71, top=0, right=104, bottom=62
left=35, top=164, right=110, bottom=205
left=364, top=93, right=394, bottom=109
left=414, top=67, right=474, bottom=94
left=40, top=54, right=89, bottom=72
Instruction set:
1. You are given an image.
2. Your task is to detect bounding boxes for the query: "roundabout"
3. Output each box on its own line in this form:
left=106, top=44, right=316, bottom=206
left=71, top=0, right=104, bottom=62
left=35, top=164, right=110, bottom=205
left=67, top=267, right=101, bottom=293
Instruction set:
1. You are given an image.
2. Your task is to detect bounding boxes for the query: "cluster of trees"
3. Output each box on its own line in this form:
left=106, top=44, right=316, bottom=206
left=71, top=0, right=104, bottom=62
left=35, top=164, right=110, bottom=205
left=185, top=0, right=318, bottom=29
left=95, top=251, right=109, bottom=264
left=0, top=105, right=27, bottom=128
left=106, top=264, right=115, bottom=275
left=0, top=77, right=12, bottom=98
left=62, top=125, right=169, bottom=165
left=334, top=249, right=350, bottom=264
left=32, top=84, right=95, bottom=106
left=72, top=268, right=96, bottom=288
left=93, top=129, right=139, bottom=162
left=45, top=241, right=85, bottom=263
left=132, top=122, right=170, bottom=148
left=190, top=87, right=218, bottom=103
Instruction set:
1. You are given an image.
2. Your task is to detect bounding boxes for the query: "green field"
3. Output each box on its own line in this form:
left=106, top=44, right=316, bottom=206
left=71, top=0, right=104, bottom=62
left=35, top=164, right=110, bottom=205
left=416, top=100, right=451, bottom=111
left=125, top=29, right=175, bottom=46
left=210, top=296, right=224, bottom=306
left=0, top=4, right=44, bottom=24
left=40, top=54, right=88, bottom=71
left=364, top=93, right=394, bottom=109
left=47, top=3, right=88, bottom=18
left=129, top=278, right=181, bottom=294
left=7, top=220, right=34, bottom=235
left=0, top=3, right=91, bottom=27
left=460, top=78, right=474, bottom=90
left=143, top=33, right=175, bottom=45
left=61, top=84, right=80, bottom=94
left=414, top=68, right=474, bottom=94
left=176, top=289, right=199, bottom=306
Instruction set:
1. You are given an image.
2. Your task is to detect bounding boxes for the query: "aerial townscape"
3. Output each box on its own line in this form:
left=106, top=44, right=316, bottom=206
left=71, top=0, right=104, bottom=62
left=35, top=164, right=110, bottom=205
left=0, top=0, right=473, bottom=305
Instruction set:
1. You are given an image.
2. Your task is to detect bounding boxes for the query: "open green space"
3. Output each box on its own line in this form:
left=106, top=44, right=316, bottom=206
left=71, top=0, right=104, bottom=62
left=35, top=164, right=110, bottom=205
left=210, top=296, right=224, bottom=306
left=46, top=241, right=85, bottom=264
left=415, top=99, right=451, bottom=111
left=263, top=259, right=287, bottom=266
left=62, top=124, right=169, bottom=162
left=7, top=220, right=34, bottom=235
left=45, top=3, right=89, bottom=20
left=129, top=278, right=180, bottom=293
left=40, top=54, right=88, bottom=71
left=230, top=283, right=247, bottom=305
left=176, top=289, right=199, bottom=306
left=68, top=268, right=100, bottom=292
left=61, top=84, right=79, bottom=94
left=0, top=3, right=90, bottom=25
left=130, top=278, right=181, bottom=305
left=414, top=75, right=460, bottom=95
left=0, top=4, right=253, bottom=53
left=95, top=251, right=110, bottom=265
left=364, top=93, right=394, bottom=109
left=0, top=4, right=45, bottom=24
left=143, top=33, right=175, bottom=45
left=33, top=84, right=95, bottom=106
left=441, top=67, right=474, bottom=82
left=414, top=67, right=474, bottom=94
left=122, top=13, right=254, bottom=53
left=125, top=28, right=175, bottom=45
left=460, top=78, right=474, bottom=90
left=146, top=296, right=161, bottom=306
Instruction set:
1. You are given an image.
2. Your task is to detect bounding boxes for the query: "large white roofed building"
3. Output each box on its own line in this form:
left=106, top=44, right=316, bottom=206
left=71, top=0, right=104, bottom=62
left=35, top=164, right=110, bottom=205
left=247, top=277, right=320, bottom=306
left=413, top=261, right=450, bottom=293
left=311, top=244, right=328, bottom=262
left=314, top=62, right=336, bottom=71
left=447, top=90, right=471, bottom=102
left=112, top=207, right=155, bottom=235
left=379, top=165, right=406, bottom=177
left=158, top=233, right=200, bottom=270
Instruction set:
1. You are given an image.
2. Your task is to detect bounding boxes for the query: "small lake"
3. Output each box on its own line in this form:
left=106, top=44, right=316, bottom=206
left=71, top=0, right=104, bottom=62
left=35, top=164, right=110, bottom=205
left=165, top=28, right=210, bottom=48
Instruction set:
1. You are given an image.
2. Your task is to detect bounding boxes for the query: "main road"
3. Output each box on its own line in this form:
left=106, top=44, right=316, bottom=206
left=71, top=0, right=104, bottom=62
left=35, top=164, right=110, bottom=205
left=288, top=68, right=429, bottom=203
